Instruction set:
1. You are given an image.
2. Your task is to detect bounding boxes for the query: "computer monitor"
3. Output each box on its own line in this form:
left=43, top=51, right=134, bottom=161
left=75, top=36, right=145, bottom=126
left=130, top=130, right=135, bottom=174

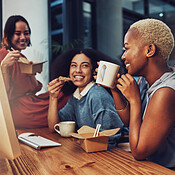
left=0, top=67, right=21, bottom=160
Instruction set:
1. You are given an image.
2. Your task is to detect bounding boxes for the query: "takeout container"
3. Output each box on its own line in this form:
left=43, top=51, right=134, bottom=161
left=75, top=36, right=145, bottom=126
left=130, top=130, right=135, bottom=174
left=19, top=61, right=47, bottom=74
left=71, top=126, right=120, bottom=153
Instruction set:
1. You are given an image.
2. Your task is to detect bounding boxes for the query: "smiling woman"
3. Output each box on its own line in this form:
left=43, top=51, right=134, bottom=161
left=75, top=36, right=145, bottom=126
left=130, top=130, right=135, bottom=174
left=0, top=15, right=70, bottom=128
left=111, top=18, right=175, bottom=169
left=47, top=48, right=125, bottom=146
left=69, top=53, right=93, bottom=92
left=11, top=21, right=30, bottom=51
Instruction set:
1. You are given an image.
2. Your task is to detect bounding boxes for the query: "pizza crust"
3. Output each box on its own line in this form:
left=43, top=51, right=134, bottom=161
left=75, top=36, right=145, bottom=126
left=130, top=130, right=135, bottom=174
left=58, top=76, right=73, bottom=82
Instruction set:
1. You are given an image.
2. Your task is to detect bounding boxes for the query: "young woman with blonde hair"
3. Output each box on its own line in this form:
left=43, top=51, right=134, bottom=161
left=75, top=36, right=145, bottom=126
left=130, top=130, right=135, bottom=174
left=111, top=18, right=175, bottom=169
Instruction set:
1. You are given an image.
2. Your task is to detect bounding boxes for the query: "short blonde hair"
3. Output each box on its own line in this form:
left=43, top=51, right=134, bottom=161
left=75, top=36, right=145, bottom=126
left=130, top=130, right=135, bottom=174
left=129, top=18, right=174, bottom=61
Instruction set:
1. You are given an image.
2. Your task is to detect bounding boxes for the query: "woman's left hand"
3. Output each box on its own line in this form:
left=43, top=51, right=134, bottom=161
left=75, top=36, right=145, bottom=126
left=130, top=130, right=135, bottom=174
left=116, top=73, right=140, bottom=104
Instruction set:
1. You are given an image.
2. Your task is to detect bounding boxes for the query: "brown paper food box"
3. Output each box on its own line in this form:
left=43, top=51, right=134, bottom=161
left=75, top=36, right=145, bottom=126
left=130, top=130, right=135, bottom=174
left=72, top=126, right=120, bottom=153
left=19, top=61, right=47, bottom=74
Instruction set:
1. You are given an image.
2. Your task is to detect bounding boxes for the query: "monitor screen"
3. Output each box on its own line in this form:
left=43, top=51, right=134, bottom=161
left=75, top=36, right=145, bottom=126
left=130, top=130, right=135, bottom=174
left=0, top=68, right=21, bottom=160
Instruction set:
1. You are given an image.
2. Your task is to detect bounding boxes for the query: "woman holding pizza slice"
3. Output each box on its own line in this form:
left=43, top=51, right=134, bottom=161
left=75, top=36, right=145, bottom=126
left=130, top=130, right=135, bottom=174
left=47, top=48, right=126, bottom=145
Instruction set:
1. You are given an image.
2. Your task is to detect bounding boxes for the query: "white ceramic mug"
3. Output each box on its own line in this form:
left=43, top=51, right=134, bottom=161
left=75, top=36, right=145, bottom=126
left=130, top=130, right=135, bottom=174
left=54, top=121, right=75, bottom=137
left=96, top=61, right=120, bottom=88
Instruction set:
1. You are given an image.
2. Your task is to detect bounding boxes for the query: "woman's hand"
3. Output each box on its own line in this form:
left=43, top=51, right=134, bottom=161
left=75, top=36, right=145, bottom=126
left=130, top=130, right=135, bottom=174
left=111, top=73, right=121, bottom=90
left=116, top=74, right=140, bottom=104
left=47, top=78, right=65, bottom=98
left=47, top=78, right=64, bottom=131
left=1, top=50, right=21, bottom=71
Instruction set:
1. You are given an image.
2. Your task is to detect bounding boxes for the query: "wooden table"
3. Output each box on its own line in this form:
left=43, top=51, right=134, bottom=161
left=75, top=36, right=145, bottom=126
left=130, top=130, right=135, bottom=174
left=0, top=128, right=174, bottom=175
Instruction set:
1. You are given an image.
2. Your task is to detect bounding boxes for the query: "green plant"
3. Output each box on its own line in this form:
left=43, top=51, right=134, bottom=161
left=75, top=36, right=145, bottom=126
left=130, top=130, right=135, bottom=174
left=52, top=38, right=84, bottom=55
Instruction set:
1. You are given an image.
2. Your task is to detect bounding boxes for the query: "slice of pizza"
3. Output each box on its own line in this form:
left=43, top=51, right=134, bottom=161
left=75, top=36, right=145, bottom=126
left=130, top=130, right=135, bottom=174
left=58, top=76, right=73, bottom=82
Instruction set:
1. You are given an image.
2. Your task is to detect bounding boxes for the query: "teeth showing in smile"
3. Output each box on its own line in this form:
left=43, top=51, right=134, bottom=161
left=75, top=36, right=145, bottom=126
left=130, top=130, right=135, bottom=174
left=74, top=76, right=84, bottom=80
left=19, top=42, right=26, bottom=45
left=126, top=64, right=130, bottom=69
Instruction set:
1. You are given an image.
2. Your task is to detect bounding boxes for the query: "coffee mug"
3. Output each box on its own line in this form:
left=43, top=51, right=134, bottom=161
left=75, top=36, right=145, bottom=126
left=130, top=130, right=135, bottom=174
left=54, top=121, right=75, bottom=137
left=96, top=61, right=120, bottom=88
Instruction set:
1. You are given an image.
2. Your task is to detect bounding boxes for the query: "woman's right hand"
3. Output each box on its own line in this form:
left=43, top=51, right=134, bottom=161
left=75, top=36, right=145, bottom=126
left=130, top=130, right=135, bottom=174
left=1, top=50, right=21, bottom=72
left=47, top=78, right=65, bottom=98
